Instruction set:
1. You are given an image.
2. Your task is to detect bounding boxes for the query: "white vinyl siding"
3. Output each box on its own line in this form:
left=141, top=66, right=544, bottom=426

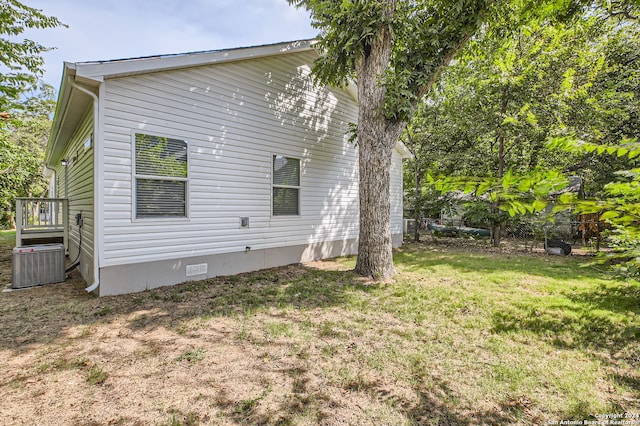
left=99, top=50, right=386, bottom=266
left=54, top=110, right=95, bottom=282
left=390, top=150, right=404, bottom=236
left=133, top=133, right=188, bottom=219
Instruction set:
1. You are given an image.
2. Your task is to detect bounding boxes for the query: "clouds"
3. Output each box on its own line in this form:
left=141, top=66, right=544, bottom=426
left=22, top=0, right=316, bottom=88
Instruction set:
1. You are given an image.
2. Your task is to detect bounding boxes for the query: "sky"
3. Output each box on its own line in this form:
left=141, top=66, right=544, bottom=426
left=22, top=0, right=318, bottom=90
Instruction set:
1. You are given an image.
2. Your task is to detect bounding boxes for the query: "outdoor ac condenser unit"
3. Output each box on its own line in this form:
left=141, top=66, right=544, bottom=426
left=403, top=219, right=416, bottom=234
left=12, top=243, right=65, bottom=289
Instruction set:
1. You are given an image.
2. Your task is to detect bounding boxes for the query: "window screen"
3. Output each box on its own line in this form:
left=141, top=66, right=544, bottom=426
left=272, top=155, right=300, bottom=216
left=135, top=133, right=188, bottom=218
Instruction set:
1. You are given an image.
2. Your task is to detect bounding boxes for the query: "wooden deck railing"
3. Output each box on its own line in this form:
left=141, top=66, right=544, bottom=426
left=15, top=197, right=68, bottom=251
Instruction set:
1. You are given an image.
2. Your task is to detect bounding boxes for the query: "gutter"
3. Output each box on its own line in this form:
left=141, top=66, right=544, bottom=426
left=45, top=62, right=76, bottom=168
left=66, top=76, right=101, bottom=294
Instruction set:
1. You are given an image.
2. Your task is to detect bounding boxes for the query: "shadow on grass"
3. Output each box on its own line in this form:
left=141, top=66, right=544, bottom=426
left=567, top=282, right=640, bottom=314
left=404, top=382, right=516, bottom=425
left=491, top=281, right=640, bottom=352
left=490, top=280, right=640, bottom=418
left=210, top=365, right=518, bottom=426
left=3, top=241, right=636, bottom=422
left=396, top=241, right=605, bottom=282
left=0, top=263, right=376, bottom=351
left=1, top=240, right=620, bottom=354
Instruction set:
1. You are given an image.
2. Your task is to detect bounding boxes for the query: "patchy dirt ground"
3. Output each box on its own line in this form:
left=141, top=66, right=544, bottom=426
left=2, top=249, right=446, bottom=426
left=0, top=236, right=634, bottom=425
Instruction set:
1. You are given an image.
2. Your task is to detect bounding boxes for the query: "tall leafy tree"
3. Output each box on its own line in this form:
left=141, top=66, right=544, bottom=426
left=407, top=7, right=639, bottom=244
left=289, top=0, right=494, bottom=278
left=549, top=15, right=640, bottom=192
left=0, top=1, right=64, bottom=227
left=0, top=0, right=64, bottom=112
left=426, top=19, right=599, bottom=245
left=0, top=84, right=55, bottom=227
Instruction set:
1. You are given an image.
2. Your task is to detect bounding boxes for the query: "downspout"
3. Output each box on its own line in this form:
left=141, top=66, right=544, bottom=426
left=42, top=165, right=56, bottom=194
left=67, top=76, right=101, bottom=294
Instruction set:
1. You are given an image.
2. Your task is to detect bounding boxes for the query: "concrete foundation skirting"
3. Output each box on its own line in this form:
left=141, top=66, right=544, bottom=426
left=392, top=232, right=402, bottom=248
left=97, top=235, right=403, bottom=296
left=98, top=235, right=403, bottom=296
left=97, top=235, right=402, bottom=296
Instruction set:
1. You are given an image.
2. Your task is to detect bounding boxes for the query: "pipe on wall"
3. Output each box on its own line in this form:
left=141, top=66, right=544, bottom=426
left=66, top=76, right=101, bottom=294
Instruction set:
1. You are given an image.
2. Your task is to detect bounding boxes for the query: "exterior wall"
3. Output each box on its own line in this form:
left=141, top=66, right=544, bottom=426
left=53, top=110, right=95, bottom=284
left=391, top=150, right=403, bottom=247
left=97, top=50, right=403, bottom=294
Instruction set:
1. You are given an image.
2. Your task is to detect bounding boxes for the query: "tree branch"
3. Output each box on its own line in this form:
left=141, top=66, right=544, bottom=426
left=417, top=33, right=473, bottom=100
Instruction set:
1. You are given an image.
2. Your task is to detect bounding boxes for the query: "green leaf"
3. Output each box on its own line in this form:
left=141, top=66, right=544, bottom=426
left=476, top=180, right=491, bottom=195
left=426, top=173, right=435, bottom=185
left=617, top=148, right=629, bottom=157
left=463, top=181, right=476, bottom=194
left=502, top=169, right=514, bottom=189
left=599, top=211, right=620, bottom=220
left=532, top=199, right=547, bottom=211
left=502, top=116, right=519, bottom=126
left=552, top=204, right=572, bottom=214
left=558, top=193, right=576, bottom=205
left=619, top=215, right=637, bottom=224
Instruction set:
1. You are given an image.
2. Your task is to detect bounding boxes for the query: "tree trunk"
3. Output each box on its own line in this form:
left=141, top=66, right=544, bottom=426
left=353, top=22, right=406, bottom=279
left=406, top=131, right=422, bottom=243
left=356, top=137, right=396, bottom=279
left=491, top=87, right=508, bottom=248
left=491, top=128, right=505, bottom=248
left=490, top=206, right=502, bottom=247
left=413, top=163, right=422, bottom=243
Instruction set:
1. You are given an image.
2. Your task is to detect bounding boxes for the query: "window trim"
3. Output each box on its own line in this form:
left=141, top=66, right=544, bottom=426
left=271, top=154, right=301, bottom=217
left=131, top=130, right=190, bottom=221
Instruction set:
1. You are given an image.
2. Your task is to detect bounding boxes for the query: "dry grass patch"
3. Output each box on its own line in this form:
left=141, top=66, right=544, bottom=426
left=1, top=231, right=638, bottom=425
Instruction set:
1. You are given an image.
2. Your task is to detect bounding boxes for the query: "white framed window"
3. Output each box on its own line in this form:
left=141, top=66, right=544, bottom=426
left=272, top=155, right=300, bottom=216
left=134, top=133, right=188, bottom=219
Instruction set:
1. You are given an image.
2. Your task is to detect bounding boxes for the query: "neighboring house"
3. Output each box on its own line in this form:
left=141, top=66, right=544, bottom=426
left=43, top=39, right=411, bottom=296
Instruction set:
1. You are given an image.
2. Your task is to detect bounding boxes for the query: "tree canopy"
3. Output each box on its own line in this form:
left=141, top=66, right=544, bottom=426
left=0, top=0, right=64, bottom=112
left=0, top=1, right=64, bottom=227
left=403, top=3, right=639, bottom=244
left=291, top=0, right=493, bottom=121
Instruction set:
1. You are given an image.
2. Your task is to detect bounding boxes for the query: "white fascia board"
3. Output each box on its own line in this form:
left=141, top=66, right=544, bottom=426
left=45, top=63, right=74, bottom=166
left=395, top=140, right=414, bottom=159
left=75, top=39, right=315, bottom=81
left=46, top=63, right=99, bottom=167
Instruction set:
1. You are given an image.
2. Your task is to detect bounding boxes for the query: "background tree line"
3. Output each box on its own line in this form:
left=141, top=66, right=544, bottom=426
left=404, top=3, right=639, bottom=246
left=0, top=0, right=62, bottom=228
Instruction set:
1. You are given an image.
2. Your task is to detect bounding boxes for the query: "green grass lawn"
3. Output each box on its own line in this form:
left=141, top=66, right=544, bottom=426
left=0, top=229, right=15, bottom=246
left=0, top=230, right=15, bottom=285
left=384, top=244, right=640, bottom=421
left=182, top=242, right=640, bottom=423
left=1, top=239, right=638, bottom=425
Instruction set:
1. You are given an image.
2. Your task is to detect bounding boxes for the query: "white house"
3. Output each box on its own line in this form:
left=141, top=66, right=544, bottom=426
left=44, top=39, right=410, bottom=296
